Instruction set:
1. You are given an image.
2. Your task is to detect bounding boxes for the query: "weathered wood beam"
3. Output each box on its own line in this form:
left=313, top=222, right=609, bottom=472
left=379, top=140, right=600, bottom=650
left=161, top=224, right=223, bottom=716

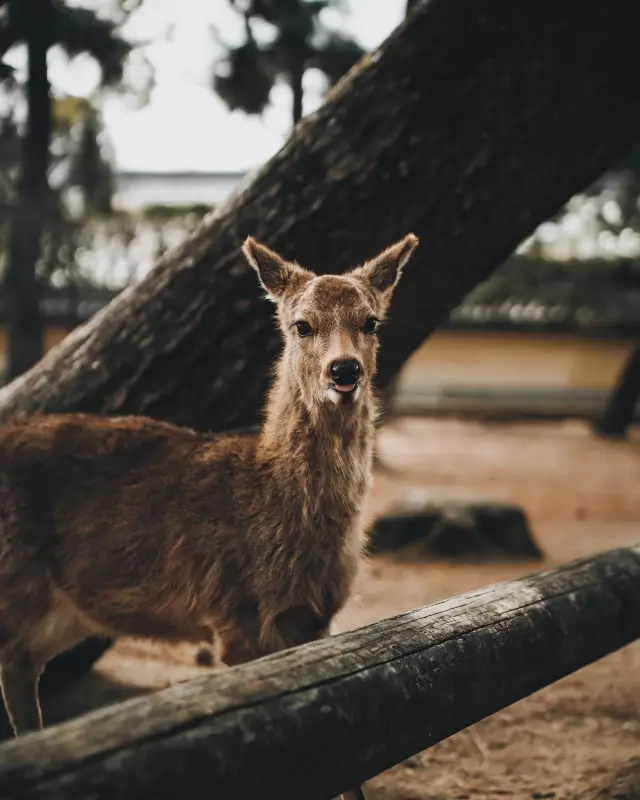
left=0, top=545, right=638, bottom=799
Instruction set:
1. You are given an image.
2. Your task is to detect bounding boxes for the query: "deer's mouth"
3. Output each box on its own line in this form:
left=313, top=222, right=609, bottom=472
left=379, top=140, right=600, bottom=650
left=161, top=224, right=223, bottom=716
left=331, top=382, right=358, bottom=394
left=326, top=381, right=361, bottom=405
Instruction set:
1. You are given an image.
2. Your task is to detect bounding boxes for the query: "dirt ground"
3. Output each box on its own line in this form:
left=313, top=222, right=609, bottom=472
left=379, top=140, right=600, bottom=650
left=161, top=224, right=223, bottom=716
left=38, top=417, right=640, bottom=799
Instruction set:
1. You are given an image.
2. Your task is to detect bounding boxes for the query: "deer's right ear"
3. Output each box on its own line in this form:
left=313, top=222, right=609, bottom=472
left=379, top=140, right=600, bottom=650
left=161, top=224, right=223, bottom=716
left=242, top=237, right=311, bottom=302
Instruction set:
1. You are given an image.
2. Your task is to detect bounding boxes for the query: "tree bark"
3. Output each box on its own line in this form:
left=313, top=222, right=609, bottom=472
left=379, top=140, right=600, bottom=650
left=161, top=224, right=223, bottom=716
left=0, top=0, right=639, bottom=435
left=594, top=341, right=640, bottom=438
left=2, top=0, right=50, bottom=380
left=1, top=545, right=639, bottom=799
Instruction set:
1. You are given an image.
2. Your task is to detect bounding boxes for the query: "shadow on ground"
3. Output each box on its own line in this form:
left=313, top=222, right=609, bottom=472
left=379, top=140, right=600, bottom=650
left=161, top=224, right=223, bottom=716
left=0, top=668, right=153, bottom=741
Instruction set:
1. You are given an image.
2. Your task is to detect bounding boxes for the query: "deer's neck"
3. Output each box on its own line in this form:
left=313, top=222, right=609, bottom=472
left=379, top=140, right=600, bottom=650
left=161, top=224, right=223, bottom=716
left=258, top=365, right=375, bottom=528
left=247, top=364, right=376, bottom=621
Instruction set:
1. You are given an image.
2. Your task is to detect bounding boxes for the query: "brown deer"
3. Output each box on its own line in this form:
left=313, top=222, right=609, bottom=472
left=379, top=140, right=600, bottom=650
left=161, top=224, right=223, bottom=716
left=0, top=232, right=417, bottom=797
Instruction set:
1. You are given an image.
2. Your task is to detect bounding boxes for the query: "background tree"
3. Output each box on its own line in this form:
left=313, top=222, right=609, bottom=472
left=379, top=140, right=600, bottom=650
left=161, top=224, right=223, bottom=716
left=0, top=0, right=148, bottom=378
left=593, top=342, right=640, bottom=438
left=213, top=0, right=365, bottom=126
left=1, top=0, right=52, bottom=379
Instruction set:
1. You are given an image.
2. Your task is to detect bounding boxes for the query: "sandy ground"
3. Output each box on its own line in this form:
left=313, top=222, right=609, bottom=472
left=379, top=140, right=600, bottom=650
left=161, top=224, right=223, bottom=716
left=35, top=417, right=640, bottom=799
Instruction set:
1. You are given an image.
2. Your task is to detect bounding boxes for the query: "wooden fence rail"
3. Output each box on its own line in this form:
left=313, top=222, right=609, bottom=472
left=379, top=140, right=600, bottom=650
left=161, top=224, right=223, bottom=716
left=0, top=544, right=639, bottom=799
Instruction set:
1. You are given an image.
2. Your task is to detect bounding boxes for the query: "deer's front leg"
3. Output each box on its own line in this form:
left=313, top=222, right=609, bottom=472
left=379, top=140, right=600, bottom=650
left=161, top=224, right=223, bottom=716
left=218, top=608, right=368, bottom=800
left=272, top=608, right=368, bottom=800
left=339, top=789, right=367, bottom=800
left=218, top=604, right=329, bottom=665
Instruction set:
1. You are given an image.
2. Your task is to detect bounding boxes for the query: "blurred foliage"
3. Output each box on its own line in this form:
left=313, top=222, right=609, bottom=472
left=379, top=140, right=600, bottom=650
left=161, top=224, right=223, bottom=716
left=0, top=95, right=120, bottom=291
left=520, top=141, right=640, bottom=263
left=213, top=0, right=365, bottom=125
left=0, top=0, right=138, bottom=88
left=0, top=0, right=153, bottom=295
left=468, top=139, right=640, bottom=328
left=454, top=255, right=640, bottom=330
left=68, top=205, right=210, bottom=290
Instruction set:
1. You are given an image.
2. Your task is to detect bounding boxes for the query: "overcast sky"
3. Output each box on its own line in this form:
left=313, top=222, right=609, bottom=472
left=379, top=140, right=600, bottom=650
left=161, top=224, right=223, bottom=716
left=45, top=0, right=406, bottom=172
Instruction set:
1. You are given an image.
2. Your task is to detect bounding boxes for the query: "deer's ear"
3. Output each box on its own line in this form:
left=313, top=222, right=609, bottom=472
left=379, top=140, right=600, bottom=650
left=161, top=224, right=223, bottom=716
left=242, top=237, right=312, bottom=302
left=352, top=233, right=418, bottom=296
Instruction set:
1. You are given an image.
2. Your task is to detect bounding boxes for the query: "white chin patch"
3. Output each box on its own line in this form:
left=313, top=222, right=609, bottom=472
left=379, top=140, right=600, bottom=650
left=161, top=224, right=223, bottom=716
left=325, top=386, right=360, bottom=405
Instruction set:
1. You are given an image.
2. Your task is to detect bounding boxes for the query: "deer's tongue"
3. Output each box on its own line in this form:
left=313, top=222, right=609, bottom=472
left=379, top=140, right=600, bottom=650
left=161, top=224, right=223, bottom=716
left=334, top=383, right=356, bottom=393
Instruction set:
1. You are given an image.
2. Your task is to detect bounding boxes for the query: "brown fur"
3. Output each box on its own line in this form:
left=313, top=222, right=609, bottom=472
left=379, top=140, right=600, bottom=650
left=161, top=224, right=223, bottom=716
left=0, top=233, right=418, bottom=741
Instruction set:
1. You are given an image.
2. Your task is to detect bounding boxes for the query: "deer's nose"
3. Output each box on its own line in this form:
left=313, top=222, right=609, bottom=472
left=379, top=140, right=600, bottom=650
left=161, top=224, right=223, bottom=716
left=330, top=359, right=361, bottom=386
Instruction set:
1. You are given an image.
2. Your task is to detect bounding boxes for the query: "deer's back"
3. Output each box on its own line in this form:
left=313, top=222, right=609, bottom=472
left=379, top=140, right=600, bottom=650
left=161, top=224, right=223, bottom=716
left=0, top=414, right=261, bottom=638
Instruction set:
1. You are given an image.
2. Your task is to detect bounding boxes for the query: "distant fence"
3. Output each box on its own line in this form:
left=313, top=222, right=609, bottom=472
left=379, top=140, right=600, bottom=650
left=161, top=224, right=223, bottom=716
left=0, top=544, right=638, bottom=799
left=392, top=385, right=640, bottom=420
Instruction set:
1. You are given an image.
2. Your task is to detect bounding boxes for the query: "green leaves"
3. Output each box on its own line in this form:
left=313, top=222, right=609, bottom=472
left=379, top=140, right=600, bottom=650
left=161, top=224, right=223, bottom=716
left=50, top=0, right=132, bottom=86
left=0, top=0, right=143, bottom=290
left=213, top=0, right=365, bottom=125
left=0, top=0, right=132, bottom=87
left=214, top=38, right=274, bottom=115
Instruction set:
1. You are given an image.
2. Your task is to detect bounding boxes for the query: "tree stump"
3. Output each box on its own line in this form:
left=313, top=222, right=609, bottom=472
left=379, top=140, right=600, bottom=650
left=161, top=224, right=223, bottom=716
left=368, top=488, right=543, bottom=559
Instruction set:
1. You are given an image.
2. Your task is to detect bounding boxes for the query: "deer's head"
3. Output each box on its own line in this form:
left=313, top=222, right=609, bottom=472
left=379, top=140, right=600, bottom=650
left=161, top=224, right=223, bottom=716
left=243, top=234, right=418, bottom=412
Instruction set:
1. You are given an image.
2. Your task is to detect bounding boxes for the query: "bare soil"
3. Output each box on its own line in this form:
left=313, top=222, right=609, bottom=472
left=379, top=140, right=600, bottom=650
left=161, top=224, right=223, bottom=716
left=38, top=418, right=640, bottom=799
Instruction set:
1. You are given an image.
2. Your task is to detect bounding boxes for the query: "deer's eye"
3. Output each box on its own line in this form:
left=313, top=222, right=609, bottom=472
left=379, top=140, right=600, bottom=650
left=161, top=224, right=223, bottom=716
left=295, top=320, right=313, bottom=337
left=363, top=317, right=379, bottom=334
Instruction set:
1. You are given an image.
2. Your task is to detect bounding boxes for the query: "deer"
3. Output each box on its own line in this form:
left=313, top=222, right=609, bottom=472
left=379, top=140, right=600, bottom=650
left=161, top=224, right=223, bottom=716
left=0, top=232, right=418, bottom=799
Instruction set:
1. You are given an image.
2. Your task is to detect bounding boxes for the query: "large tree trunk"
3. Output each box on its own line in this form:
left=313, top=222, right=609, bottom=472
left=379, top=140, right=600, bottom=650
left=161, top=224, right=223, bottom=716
left=0, top=0, right=639, bottom=435
left=2, top=0, right=50, bottom=380
left=594, top=341, right=640, bottom=438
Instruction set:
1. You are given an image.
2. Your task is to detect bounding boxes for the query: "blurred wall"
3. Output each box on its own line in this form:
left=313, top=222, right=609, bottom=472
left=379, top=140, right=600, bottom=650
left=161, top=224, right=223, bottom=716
left=394, top=330, right=636, bottom=417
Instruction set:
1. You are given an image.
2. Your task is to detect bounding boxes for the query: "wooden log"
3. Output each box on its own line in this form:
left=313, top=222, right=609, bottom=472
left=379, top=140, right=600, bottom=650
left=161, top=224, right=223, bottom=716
left=0, top=545, right=638, bottom=799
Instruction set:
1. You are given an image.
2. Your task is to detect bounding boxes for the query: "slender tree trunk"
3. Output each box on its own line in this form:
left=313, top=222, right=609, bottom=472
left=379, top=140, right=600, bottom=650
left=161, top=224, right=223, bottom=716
left=0, top=0, right=638, bottom=436
left=594, top=341, right=640, bottom=438
left=291, top=65, right=304, bottom=126
left=2, top=0, right=50, bottom=380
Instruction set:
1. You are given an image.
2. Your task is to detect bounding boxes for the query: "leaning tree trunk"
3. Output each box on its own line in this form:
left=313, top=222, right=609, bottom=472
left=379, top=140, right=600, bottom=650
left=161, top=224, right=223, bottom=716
left=0, top=0, right=638, bottom=432
left=2, top=0, right=50, bottom=379
left=594, top=341, right=640, bottom=438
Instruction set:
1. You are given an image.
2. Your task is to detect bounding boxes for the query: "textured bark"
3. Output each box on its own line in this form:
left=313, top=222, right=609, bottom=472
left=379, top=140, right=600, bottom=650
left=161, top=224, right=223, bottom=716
left=3, top=0, right=50, bottom=379
left=0, top=545, right=639, bottom=798
left=0, top=0, right=640, bottom=435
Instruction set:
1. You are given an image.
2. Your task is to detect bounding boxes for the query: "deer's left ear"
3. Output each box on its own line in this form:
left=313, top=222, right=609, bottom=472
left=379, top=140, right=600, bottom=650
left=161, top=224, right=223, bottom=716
left=351, top=233, right=418, bottom=296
